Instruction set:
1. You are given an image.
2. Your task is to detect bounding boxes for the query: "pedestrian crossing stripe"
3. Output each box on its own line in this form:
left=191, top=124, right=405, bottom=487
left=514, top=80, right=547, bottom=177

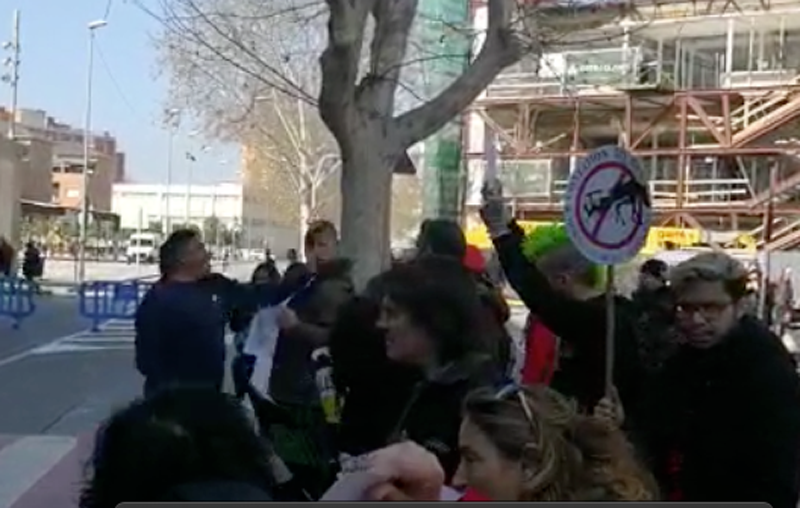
left=0, top=433, right=92, bottom=508
left=30, top=319, right=234, bottom=356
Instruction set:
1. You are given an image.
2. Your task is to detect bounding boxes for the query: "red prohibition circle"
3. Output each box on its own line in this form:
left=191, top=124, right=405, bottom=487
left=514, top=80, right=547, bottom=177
left=573, top=161, right=641, bottom=251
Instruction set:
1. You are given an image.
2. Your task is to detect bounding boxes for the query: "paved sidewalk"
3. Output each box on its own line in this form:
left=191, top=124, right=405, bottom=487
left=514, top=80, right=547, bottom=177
left=0, top=433, right=91, bottom=508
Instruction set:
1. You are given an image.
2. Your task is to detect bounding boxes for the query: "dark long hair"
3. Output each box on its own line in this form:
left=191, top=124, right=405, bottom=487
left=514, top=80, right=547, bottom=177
left=329, top=293, right=417, bottom=395
left=80, top=388, right=276, bottom=508
left=329, top=284, right=419, bottom=455
left=380, top=256, right=488, bottom=365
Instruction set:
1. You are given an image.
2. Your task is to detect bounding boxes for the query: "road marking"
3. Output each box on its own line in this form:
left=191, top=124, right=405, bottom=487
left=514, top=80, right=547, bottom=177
left=30, top=319, right=136, bottom=356
left=0, top=435, right=76, bottom=508
left=0, top=327, right=90, bottom=369
left=28, top=318, right=234, bottom=357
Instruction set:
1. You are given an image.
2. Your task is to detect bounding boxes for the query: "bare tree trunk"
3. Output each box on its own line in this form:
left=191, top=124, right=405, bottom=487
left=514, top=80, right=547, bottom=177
left=339, top=142, right=395, bottom=287
left=318, top=0, right=523, bottom=287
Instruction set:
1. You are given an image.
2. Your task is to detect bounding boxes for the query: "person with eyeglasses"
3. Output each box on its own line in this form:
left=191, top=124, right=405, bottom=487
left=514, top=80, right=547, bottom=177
left=642, top=251, right=800, bottom=508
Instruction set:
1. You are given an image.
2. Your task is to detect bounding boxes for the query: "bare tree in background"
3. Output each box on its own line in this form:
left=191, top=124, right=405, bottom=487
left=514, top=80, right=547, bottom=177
left=149, top=0, right=628, bottom=284
left=248, top=91, right=341, bottom=244
left=154, top=0, right=338, bottom=246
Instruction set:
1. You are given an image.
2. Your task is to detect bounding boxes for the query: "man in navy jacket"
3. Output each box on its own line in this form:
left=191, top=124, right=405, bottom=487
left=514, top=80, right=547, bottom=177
left=135, top=229, right=228, bottom=397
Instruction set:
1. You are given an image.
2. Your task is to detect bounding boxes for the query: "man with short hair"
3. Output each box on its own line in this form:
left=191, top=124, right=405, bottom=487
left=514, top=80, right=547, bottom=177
left=135, top=229, right=228, bottom=396
left=644, top=252, right=800, bottom=508
left=272, top=220, right=353, bottom=400
left=416, top=219, right=467, bottom=260
left=270, top=219, right=353, bottom=497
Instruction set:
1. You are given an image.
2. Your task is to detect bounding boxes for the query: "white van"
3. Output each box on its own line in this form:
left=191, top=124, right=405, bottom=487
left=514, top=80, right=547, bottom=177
left=126, top=233, right=161, bottom=264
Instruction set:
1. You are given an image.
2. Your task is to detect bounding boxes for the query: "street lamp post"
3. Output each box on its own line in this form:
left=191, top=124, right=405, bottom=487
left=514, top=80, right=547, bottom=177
left=77, top=18, right=107, bottom=283
left=185, top=144, right=210, bottom=226
left=4, top=10, right=20, bottom=140
left=185, top=153, right=193, bottom=226
left=163, top=108, right=180, bottom=235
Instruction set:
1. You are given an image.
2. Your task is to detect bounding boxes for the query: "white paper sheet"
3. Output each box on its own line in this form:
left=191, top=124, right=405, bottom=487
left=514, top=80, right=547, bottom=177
left=439, top=486, right=464, bottom=501
left=243, top=304, right=283, bottom=399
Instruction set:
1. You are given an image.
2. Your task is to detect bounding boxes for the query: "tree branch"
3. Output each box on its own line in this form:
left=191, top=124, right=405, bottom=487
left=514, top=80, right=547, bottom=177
left=354, top=1, right=419, bottom=130
left=318, top=0, right=373, bottom=143
left=154, top=0, right=315, bottom=104
left=393, top=0, right=523, bottom=148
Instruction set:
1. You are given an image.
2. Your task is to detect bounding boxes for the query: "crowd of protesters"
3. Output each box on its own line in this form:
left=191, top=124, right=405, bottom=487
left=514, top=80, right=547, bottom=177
left=69, top=177, right=800, bottom=506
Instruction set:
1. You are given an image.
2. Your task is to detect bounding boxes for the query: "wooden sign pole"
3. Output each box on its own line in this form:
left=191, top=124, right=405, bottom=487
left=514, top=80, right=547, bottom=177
left=604, top=264, right=615, bottom=396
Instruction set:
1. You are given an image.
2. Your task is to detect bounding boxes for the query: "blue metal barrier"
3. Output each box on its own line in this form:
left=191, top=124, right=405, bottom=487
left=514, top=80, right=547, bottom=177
left=79, top=280, right=152, bottom=332
left=0, top=277, right=36, bottom=329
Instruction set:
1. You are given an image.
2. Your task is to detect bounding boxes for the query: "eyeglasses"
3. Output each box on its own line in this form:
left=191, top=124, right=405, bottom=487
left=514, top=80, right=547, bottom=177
left=675, top=301, right=733, bottom=319
left=495, top=383, right=536, bottom=428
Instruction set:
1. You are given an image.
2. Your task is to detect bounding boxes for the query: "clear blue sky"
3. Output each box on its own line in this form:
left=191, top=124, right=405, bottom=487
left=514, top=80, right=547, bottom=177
left=10, top=0, right=238, bottom=185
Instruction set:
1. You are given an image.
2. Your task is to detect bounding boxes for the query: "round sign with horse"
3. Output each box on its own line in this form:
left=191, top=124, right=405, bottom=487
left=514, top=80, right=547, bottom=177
left=564, top=145, right=652, bottom=265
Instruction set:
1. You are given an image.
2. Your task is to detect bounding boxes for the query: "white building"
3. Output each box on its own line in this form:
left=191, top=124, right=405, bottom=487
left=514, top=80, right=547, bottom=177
left=112, top=182, right=299, bottom=251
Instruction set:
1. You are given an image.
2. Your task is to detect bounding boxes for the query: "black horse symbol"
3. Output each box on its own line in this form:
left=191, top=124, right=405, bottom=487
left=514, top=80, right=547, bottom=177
left=583, top=176, right=651, bottom=227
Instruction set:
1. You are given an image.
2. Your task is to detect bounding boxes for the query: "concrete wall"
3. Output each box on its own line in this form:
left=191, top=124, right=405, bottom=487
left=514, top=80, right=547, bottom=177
left=19, top=138, right=53, bottom=202
left=52, top=155, right=113, bottom=211
left=0, top=138, right=22, bottom=248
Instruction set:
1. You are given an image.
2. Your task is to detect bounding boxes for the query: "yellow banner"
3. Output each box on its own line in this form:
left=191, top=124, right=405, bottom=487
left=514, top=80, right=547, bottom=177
left=465, top=221, right=706, bottom=254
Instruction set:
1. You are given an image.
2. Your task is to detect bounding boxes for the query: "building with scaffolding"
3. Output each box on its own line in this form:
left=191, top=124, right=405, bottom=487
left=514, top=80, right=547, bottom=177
left=467, top=0, right=800, bottom=250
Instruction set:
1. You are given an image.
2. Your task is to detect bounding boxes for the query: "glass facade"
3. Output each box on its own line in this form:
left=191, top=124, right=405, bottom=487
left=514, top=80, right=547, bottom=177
left=417, top=0, right=471, bottom=221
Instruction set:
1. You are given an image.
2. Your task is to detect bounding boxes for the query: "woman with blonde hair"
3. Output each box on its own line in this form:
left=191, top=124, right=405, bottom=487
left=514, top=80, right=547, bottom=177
left=452, top=384, right=657, bottom=502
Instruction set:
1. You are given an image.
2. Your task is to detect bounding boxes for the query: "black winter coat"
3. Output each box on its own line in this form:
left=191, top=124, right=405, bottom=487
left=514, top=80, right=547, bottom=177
left=643, top=316, right=800, bottom=508
left=388, top=354, right=503, bottom=482
left=492, top=221, right=645, bottom=419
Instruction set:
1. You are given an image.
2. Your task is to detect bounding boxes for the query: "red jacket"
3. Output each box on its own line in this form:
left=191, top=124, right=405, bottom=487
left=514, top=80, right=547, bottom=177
left=521, top=314, right=558, bottom=385
left=463, top=245, right=486, bottom=273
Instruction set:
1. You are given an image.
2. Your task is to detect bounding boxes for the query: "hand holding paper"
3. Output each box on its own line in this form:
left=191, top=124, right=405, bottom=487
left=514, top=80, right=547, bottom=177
left=276, top=305, right=300, bottom=331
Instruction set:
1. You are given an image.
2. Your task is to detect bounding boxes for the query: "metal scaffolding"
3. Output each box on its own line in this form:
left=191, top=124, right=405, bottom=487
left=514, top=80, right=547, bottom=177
left=469, top=0, right=800, bottom=249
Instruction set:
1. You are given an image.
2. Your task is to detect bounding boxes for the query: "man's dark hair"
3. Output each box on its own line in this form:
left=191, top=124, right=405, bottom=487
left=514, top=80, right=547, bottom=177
left=79, top=387, right=276, bottom=508
left=416, top=219, right=467, bottom=260
left=159, top=228, right=201, bottom=277
left=304, top=220, right=337, bottom=249
left=641, top=259, right=669, bottom=281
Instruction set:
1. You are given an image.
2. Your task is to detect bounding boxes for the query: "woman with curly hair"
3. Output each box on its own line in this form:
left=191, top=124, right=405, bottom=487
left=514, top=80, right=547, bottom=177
left=376, top=256, right=505, bottom=482
left=452, top=384, right=657, bottom=502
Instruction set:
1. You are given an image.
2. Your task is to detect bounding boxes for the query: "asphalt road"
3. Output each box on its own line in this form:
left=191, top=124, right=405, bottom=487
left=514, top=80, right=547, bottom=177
left=0, top=261, right=261, bottom=435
